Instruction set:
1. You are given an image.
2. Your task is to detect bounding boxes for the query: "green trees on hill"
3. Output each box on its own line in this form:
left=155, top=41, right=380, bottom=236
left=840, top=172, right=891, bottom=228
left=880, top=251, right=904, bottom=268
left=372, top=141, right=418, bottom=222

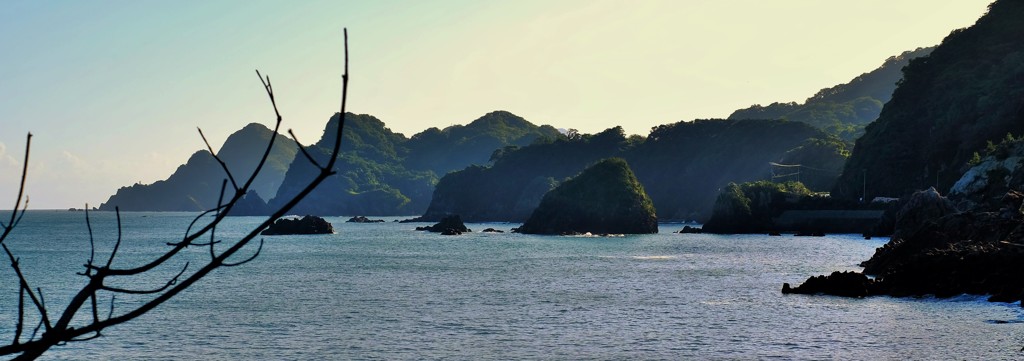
left=404, top=111, right=561, bottom=176
left=702, top=181, right=811, bottom=233
left=421, top=118, right=835, bottom=222
left=268, top=113, right=435, bottom=215
left=517, top=158, right=658, bottom=235
left=630, top=119, right=829, bottom=220
left=422, top=127, right=629, bottom=221
left=834, top=0, right=1024, bottom=200
left=100, top=110, right=559, bottom=216
left=730, top=47, right=933, bottom=141
left=269, top=111, right=560, bottom=216
left=776, top=137, right=849, bottom=190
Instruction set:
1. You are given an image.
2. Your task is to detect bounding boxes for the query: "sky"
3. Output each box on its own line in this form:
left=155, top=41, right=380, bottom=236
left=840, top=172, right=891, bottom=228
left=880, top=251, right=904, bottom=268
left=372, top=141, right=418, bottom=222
left=0, top=0, right=994, bottom=209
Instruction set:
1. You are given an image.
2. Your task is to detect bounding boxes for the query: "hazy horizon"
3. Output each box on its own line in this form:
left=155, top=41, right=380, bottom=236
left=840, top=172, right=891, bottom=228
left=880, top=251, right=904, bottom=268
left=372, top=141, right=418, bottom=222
left=0, top=0, right=993, bottom=209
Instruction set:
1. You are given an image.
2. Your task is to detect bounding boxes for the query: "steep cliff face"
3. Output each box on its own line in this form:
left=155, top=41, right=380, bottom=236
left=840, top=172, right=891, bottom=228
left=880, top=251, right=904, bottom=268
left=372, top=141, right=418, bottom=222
left=834, top=0, right=1024, bottom=200
left=948, top=141, right=1024, bottom=211
left=516, top=158, right=657, bottom=235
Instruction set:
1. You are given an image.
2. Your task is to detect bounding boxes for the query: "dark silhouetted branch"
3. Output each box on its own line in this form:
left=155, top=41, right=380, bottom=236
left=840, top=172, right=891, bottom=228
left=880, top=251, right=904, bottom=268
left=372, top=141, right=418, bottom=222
left=0, top=28, right=352, bottom=360
left=102, top=208, right=122, bottom=269
left=288, top=129, right=324, bottom=170
left=221, top=239, right=263, bottom=267
left=100, top=262, right=188, bottom=295
left=197, top=127, right=240, bottom=192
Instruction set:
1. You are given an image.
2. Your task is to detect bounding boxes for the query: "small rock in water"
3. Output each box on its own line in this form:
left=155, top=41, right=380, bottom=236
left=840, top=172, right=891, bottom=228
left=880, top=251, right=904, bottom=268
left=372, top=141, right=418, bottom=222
left=347, top=216, right=385, bottom=223
left=261, top=215, right=334, bottom=235
left=416, top=215, right=471, bottom=235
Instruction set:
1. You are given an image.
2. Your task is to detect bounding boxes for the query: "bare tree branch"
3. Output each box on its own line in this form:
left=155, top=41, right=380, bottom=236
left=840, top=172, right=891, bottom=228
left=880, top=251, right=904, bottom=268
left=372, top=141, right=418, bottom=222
left=0, top=28, right=352, bottom=359
left=221, top=239, right=263, bottom=267
left=2, top=246, right=51, bottom=332
left=210, top=179, right=227, bottom=260
left=14, top=286, right=24, bottom=345
left=102, top=208, right=122, bottom=269
left=100, top=262, right=188, bottom=295
left=197, top=127, right=240, bottom=192
left=288, top=129, right=324, bottom=170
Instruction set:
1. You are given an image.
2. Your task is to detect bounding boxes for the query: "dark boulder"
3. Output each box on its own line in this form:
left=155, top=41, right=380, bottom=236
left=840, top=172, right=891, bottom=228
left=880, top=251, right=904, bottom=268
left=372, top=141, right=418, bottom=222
left=516, top=158, right=657, bottom=235
left=261, top=215, right=334, bottom=235
left=677, top=226, right=703, bottom=234
left=347, top=216, right=385, bottom=223
left=482, top=228, right=505, bottom=233
left=891, top=187, right=956, bottom=239
left=415, top=215, right=471, bottom=235
left=782, top=271, right=878, bottom=298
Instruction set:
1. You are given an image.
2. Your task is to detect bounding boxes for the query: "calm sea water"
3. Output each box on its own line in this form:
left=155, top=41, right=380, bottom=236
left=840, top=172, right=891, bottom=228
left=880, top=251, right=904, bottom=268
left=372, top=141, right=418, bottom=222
left=0, top=210, right=1022, bottom=360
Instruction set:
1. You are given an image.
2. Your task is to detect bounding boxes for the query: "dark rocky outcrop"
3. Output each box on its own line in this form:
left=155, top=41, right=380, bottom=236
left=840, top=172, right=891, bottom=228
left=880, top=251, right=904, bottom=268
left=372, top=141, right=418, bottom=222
left=415, top=215, right=471, bottom=235
left=482, top=228, right=504, bottom=233
left=677, top=226, right=703, bottom=234
left=516, top=158, right=657, bottom=235
left=857, top=187, right=1024, bottom=300
left=787, top=187, right=1024, bottom=303
left=782, top=271, right=878, bottom=298
left=889, top=187, right=956, bottom=239
left=261, top=215, right=334, bottom=235
left=347, top=216, right=385, bottom=223
left=948, top=141, right=1024, bottom=212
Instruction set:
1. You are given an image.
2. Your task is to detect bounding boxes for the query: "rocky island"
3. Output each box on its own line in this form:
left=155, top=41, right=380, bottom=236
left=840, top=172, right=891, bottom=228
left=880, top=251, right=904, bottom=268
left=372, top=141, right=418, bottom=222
left=261, top=215, right=335, bottom=235
left=415, top=215, right=471, bottom=235
left=347, top=216, right=385, bottom=223
left=516, top=158, right=657, bottom=235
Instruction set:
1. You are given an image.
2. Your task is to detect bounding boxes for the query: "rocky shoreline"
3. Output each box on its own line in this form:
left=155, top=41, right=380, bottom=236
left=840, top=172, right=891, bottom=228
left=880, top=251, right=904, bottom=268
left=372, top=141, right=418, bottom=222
left=784, top=188, right=1024, bottom=305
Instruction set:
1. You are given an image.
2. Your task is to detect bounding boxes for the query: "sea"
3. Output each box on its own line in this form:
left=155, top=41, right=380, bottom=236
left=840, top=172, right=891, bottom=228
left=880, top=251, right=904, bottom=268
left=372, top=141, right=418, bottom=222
left=0, top=210, right=1022, bottom=360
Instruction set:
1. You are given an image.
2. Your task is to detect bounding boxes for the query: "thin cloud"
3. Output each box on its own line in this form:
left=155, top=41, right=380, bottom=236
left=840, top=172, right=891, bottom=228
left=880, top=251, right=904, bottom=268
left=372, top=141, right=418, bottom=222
left=0, top=142, right=20, bottom=169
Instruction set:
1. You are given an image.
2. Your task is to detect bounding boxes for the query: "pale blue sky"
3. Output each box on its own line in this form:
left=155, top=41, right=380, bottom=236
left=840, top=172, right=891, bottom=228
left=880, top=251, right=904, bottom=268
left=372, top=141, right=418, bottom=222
left=0, top=0, right=993, bottom=209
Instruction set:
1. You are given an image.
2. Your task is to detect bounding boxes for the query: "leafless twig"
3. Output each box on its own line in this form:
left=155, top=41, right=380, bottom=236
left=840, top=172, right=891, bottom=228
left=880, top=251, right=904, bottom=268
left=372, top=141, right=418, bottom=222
left=0, top=28, right=351, bottom=360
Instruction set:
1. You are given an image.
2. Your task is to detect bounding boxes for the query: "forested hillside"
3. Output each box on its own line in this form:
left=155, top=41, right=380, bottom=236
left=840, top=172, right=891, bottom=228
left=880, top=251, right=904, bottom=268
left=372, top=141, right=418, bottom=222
left=730, top=47, right=933, bottom=140
left=833, top=0, right=1024, bottom=200
left=404, top=111, right=561, bottom=176
left=269, top=111, right=560, bottom=215
left=420, top=119, right=837, bottom=222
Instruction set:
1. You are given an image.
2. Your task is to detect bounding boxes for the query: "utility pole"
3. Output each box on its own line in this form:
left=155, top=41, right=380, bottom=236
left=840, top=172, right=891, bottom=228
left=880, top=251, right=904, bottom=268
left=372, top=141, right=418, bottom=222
left=862, top=168, right=867, bottom=203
